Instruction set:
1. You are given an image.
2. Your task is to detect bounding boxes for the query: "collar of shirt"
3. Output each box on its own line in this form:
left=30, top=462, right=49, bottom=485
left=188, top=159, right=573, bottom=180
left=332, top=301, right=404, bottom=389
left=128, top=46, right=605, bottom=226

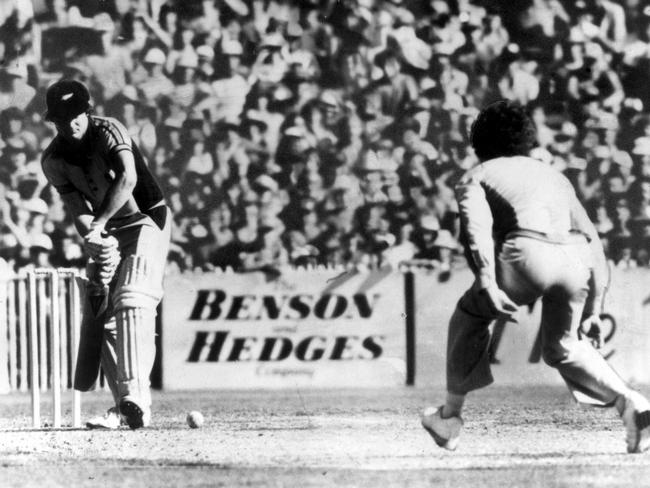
left=54, top=121, right=99, bottom=166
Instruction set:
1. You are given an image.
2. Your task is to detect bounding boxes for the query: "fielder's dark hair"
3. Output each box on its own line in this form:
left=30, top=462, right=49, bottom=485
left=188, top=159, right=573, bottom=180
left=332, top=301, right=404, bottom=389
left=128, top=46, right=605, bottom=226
left=470, top=100, right=537, bottom=162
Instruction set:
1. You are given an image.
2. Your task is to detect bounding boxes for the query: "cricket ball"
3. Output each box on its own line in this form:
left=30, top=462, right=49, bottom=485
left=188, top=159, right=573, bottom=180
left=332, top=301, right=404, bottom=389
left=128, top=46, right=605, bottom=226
left=186, top=411, right=204, bottom=429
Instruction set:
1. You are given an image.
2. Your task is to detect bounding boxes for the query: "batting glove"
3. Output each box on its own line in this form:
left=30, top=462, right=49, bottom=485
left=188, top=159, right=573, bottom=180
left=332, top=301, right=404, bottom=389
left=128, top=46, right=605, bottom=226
left=83, top=223, right=107, bottom=260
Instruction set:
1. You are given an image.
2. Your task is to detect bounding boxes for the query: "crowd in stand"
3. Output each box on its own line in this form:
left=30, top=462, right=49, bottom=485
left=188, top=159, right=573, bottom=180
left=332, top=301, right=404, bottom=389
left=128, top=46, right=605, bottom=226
left=2, top=0, right=650, bottom=274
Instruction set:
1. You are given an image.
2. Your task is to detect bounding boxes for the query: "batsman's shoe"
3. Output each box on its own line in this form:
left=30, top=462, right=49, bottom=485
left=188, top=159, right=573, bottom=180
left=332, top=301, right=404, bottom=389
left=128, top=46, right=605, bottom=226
left=86, top=407, right=121, bottom=430
left=421, top=406, right=463, bottom=451
left=621, top=391, right=650, bottom=453
left=120, top=398, right=151, bottom=430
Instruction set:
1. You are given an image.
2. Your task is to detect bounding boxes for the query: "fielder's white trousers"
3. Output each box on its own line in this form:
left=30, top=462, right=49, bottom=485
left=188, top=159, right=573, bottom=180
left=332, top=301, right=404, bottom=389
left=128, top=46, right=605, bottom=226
left=446, top=234, right=628, bottom=406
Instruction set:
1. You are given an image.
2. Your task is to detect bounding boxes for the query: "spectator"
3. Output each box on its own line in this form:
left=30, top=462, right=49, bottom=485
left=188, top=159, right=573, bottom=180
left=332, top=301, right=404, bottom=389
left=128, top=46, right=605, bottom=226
left=432, top=51, right=469, bottom=103
left=171, top=50, right=199, bottom=110
left=0, top=60, right=35, bottom=110
left=282, top=21, right=320, bottom=83
left=1, top=106, right=38, bottom=154
left=371, top=49, right=419, bottom=119
left=109, top=86, right=157, bottom=158
left=4, top=0, right=650, bottom=273
left=429, top=13, right=466, bottom=56
left=195, top=44, right=215, bottom=82
left=567, top=41, right=624, bottom=115
left=397, top=118, right=439, bottom=188
left=593, top=0, right=627, bottom=54
left=496, top=45, right=540, bottom=106
left=1, top=195, right=50, bottom=268
left=136, top=47, right=175, bottom=105
left=475, top=13, right=509, bottom=70
left=166, top=26, right=196, bottom=75
left=81, top=13, right=131, bottom=101
left=251, top=32, right=288, bottom=89
left=207, top=39, right=249, bottom=122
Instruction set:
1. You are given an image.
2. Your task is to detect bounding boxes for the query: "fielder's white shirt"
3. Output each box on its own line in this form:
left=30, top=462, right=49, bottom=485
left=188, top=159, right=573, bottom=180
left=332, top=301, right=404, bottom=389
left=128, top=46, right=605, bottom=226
left=455, top=155, right=598, bottom=285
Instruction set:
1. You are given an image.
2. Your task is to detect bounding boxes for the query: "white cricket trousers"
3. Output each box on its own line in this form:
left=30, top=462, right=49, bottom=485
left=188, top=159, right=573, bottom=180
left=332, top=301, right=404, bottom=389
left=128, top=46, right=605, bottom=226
left=100, top=207, right=171, bottom=410
left=446, top=233, right=629, bottom=405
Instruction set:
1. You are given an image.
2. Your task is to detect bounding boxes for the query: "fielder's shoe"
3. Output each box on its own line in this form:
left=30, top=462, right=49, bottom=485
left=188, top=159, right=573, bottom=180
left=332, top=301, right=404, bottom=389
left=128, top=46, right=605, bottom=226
left=421, top=406, right=463, bottom=451
left=119, top=398, right=151, bottom=430
left=621, top=391, right=650, bottom=453
left=86, top=407, right=121, bottom=430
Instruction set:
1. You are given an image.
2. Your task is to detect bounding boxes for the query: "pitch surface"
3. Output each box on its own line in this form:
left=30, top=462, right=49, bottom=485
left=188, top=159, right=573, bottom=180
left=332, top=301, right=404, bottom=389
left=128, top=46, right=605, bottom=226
left=2, top=386, right=650, bottom=487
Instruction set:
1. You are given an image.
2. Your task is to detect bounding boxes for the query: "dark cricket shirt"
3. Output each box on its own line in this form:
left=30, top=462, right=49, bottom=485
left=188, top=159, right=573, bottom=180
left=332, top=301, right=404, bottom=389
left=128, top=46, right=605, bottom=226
left=41, top=115, right=165, bottom=220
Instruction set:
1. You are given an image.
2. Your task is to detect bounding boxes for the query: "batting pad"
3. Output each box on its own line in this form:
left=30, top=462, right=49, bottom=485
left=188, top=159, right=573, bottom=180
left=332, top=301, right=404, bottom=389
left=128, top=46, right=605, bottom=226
left=113, top=255, right=161, bottom=409
left=113, top=255, right=162, bottom=311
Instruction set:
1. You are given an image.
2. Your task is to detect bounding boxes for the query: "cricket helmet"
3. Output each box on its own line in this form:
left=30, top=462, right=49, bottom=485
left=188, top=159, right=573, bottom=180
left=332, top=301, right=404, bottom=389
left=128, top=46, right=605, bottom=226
left=45, top=79, right=91, bottom=122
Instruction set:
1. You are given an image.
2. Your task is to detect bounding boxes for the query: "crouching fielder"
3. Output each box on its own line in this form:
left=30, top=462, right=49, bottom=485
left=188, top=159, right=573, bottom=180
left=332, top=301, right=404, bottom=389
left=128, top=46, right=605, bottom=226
left=421, top=100, right=650, bottom=453
left=41, top=80, right=171, bottom=430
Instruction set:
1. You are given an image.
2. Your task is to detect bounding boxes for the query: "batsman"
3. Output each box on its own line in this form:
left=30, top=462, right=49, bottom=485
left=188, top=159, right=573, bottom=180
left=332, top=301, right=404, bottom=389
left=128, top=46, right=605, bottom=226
left=41, top=80, right=171, bottom=430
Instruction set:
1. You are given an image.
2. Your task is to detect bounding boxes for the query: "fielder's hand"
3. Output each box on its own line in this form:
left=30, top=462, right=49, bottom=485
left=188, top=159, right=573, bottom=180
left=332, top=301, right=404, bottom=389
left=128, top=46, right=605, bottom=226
left=480, top=283, right=518, bottom=316
left=579, top=314, right=603, bottom=349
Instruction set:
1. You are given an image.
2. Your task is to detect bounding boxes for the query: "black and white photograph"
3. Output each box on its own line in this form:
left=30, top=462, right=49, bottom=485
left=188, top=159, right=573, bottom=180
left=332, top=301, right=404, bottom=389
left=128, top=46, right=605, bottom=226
left=2, top=0, right=650, bottom=486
